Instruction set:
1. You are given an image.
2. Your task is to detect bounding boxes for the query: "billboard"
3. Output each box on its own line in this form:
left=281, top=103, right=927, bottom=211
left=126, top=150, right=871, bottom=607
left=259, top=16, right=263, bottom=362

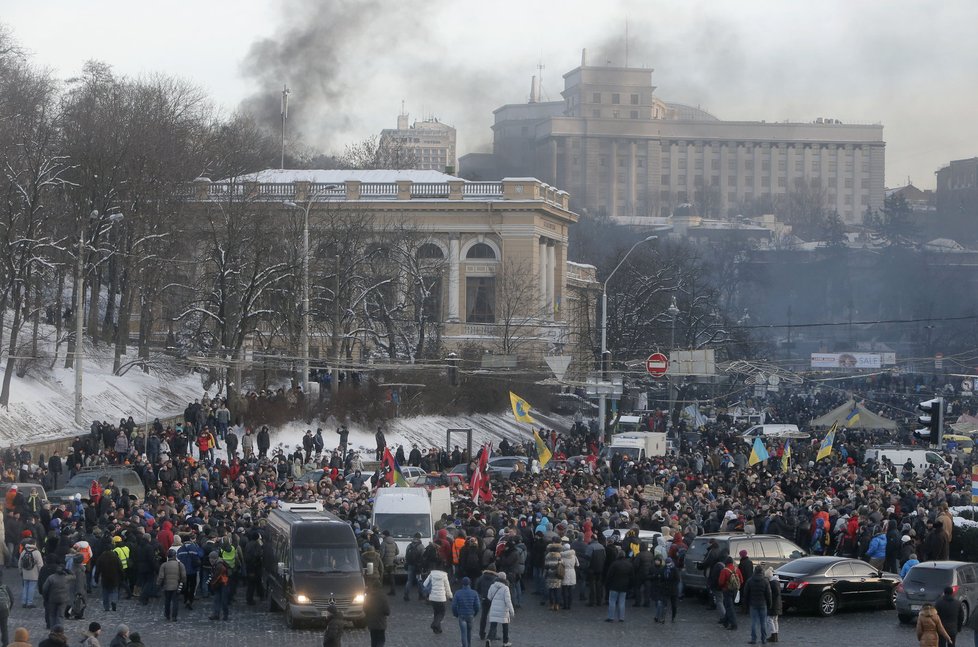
left=811, top=352, right=883, bottom=369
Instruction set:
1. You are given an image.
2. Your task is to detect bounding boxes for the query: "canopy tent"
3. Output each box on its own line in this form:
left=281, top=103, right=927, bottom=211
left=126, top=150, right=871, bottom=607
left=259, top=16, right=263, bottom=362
left=951, top=413, right=978, bottom=434
left=810, top=399, right=898, bottom=430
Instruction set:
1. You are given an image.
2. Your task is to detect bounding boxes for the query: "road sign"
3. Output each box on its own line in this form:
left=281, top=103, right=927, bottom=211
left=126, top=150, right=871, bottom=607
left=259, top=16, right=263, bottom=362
left=646, top=352, right=669, bottom=376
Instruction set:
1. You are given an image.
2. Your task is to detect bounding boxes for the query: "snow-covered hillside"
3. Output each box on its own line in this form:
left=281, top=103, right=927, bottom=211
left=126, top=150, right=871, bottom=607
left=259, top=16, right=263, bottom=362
left=0, top=336, right=204, bottom=443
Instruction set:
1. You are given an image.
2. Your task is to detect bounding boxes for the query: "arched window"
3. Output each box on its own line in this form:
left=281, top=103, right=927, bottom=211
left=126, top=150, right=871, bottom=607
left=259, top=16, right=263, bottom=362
left=416, top=243, right=444, bottom=260
left=466, top=243, right=496, bottom=260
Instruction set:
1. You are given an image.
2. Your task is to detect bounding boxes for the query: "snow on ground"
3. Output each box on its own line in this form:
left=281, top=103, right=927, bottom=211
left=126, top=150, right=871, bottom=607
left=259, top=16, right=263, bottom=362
left=0, top=338, right=204, bottom=443
left=267, top=410, right=573, bottom=459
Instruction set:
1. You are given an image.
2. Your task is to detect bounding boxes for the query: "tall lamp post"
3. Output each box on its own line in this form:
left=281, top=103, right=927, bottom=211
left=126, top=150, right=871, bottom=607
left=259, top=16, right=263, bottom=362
left=75, top=210, right=124, bottom=428
left=667, top=295, right=680, bottom=350
left=599, top=234, right=657, bottom=436
left=283, top=200, right=312, bottom=397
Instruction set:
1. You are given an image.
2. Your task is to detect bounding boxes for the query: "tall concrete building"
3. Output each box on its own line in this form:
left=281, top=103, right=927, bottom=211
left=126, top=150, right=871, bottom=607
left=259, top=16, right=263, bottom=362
left=461, top=54, right=886, bottom=224
left=380, top=111, right=457, bottom=173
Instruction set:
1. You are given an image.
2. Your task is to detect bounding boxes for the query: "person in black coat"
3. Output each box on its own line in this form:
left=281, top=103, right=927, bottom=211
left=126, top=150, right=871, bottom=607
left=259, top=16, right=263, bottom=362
left=256, top=427, right=271, bottom=459
left=363, top=578, right=390, bottom=647
left=47, top=453, right=63, bottom=490
left=935, top=586, right=962, bottom=645
left=604, top=551, right=633, bottom=622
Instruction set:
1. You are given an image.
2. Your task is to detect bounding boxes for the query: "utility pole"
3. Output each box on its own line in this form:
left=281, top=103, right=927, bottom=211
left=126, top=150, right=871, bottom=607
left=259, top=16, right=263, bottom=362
left=281, top=85, right=290, bottom=170
left=332, top=254, right=340, bottom=397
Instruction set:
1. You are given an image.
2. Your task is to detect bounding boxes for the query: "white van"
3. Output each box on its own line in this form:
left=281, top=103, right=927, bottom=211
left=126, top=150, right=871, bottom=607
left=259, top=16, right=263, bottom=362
left=740, top=424, right=810, bottom=444
left=864, top=446, right=951, bottom=477
left=601, top=432, right=667, bottom=462
left=371, top=487, right=452, bottom=570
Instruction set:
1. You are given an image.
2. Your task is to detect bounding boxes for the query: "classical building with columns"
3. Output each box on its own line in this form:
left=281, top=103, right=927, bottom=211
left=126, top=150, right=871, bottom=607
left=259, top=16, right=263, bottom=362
left=180, top=169, right=595, bottom=365
left=461, top=58, right=885, bottom=224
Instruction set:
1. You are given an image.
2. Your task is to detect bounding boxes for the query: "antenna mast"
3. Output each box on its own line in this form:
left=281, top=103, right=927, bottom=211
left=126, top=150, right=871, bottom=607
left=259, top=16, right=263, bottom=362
left=280, top=85, right=290, bottom=170
left=625, top=19, right=629, bottom=67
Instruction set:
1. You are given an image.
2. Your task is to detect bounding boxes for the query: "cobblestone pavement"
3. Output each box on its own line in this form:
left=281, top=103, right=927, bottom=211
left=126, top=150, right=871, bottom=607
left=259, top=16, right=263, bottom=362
left=0, top=575, right=924, bottom=646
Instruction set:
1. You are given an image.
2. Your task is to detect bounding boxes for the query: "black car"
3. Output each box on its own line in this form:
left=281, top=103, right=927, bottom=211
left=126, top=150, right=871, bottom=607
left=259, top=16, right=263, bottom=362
left=682, top=533, right=807, bottom=592
left=775, top=556, right=901, bottom=617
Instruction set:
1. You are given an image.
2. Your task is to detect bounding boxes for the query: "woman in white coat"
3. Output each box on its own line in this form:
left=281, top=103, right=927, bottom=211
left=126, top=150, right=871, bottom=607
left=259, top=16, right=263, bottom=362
left=486, top=572, right=515, bottom=647
left=559, top=541, right=579, bottom=610
left=423, top=564, right=452, bottom=634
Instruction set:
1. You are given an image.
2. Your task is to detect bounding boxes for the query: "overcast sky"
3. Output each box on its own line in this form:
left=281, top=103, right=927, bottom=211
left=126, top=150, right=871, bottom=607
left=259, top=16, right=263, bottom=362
left=5, top=0, right=977, bottom=189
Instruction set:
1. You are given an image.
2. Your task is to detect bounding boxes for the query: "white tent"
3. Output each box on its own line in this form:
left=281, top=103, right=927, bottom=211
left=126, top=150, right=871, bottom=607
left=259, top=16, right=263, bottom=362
left=810, top=399, right=898, bottom=430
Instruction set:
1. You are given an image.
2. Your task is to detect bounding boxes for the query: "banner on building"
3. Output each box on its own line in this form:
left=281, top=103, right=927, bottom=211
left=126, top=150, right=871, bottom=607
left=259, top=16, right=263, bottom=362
left=810, top=353, right=883, bottom=369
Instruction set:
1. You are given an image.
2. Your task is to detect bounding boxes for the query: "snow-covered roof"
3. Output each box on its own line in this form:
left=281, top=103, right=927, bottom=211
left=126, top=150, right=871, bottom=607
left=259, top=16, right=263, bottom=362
left=227, top=169, right=462, bottom=184
left=924, top=238, right=966, bottom=251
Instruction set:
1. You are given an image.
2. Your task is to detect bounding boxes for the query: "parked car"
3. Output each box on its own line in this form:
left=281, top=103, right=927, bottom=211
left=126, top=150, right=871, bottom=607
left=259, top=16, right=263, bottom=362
left=486, top=456, right=530, bottom=479
left=775, top=556, right=901, bottom=616
left=0, top=482, right=47, bottom=505
left=413, top=472, right=464, bottom=489
left=549, top=393, right=597, bottom=416
left=682, top=533, right=807, bottom=592
left=48, top=466, right=145, bottom=503
left=896, top=561, right=978, bottom=627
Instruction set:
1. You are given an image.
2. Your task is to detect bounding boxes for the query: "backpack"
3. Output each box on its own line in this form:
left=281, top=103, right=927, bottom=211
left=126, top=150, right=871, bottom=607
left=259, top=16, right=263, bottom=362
left=556, top=561, right=565, bottom=579
left=69, top=592, right=87, bottom=619
left=20, top=550, right=36, bottom=571
left=725, top=568, right=742, bottom=592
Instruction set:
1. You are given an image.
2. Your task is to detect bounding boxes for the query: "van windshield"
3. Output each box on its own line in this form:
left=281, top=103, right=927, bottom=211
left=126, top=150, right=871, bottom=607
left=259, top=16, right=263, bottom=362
left=374, top=513, right=430, bottom=539
left=292, top=546, right=360, bottom=573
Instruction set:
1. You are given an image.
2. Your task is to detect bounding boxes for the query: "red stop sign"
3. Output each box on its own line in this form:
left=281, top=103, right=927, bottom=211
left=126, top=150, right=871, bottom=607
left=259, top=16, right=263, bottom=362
left=646, top=352, right=669, bottom=376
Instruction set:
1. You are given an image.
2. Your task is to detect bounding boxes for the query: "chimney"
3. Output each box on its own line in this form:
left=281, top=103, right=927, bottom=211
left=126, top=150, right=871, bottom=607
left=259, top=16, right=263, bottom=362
left=397, top=112, right=409, bottom=130
left=529, top=75, right=540, bottom=103
left=581, top=48, right=588, bottom=67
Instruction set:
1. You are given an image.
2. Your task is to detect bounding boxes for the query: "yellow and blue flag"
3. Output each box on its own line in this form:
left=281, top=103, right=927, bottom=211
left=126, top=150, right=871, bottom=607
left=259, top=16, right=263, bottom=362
left=509, top=392, right=535, bottom=424
left=817, top=423, right=837, bottom=461
left=748, top=437, right=770, bottom=466
left=845, top=404, right=861, bottom=428
left=533, top=428, right=553, bottom=467
left=782, top=441, right=791, bottom=472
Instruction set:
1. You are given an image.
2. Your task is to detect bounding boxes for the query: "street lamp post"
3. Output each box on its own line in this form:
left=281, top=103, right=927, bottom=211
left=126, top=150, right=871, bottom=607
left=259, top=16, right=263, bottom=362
left=667, top=295, right=680, bottom=350
left=282, top=200, right=311, bottom=397
left=75, top=210, right=124, bottom=428
left=599, top=234, right=657, bottom=438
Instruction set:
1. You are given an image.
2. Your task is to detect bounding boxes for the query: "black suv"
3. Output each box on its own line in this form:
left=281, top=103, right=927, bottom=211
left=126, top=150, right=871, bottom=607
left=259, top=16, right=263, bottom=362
left=682, top=533, right=807, bottom=592
left=896, top=561, right=978, bottom=627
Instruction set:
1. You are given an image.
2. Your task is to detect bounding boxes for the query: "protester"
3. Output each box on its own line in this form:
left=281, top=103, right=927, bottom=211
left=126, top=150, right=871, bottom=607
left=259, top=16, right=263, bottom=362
left=363, top=578, right=390, bottom=647
left=423, top=561, right=452, bottom=634
left=452, top=576, right=481, bottom=647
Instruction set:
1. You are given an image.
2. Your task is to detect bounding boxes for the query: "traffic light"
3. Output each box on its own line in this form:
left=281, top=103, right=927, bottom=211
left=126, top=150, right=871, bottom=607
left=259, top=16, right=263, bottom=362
left=916, top=397, right=944, bottom=447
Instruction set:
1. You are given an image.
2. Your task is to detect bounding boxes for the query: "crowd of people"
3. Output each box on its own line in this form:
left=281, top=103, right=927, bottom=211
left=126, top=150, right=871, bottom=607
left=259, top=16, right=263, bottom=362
left=0, top=388, right=974, bottom=646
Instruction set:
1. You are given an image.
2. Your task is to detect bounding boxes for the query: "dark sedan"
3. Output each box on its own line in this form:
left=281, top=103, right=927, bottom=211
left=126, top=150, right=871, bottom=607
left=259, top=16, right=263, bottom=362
left=775, top=556, right=901, bottom=617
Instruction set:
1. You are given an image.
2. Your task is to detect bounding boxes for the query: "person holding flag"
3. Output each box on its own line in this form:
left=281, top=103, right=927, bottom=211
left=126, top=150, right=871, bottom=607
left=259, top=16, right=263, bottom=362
left=781, top=440, right=791, bottom=472
left=748, top=437, right=769, bottom=467
left=817, top=423, right=837, bottom=462
left=532, top=429, right=552, bottom=469
left=470, top=445, right=492, bottom=504
left=381, top=447, right=409, bottom=487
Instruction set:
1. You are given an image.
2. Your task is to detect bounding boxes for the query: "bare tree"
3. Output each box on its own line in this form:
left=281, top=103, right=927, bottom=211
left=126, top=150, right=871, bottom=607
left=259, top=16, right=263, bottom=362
left=494, top=259, right=540, bottom=355
left=341, top=135, right=419, bottom=170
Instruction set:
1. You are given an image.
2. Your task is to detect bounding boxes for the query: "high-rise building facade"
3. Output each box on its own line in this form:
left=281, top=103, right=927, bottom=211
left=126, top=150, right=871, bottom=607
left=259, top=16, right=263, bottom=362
left=380, top=112, right=457, bottom=173
left=463, top=59, right=885, bottom=224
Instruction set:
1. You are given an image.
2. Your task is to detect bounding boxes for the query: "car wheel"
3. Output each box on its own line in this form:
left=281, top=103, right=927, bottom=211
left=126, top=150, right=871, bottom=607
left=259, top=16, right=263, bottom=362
left=888, top=586, right=897, bottom=609
left=817, top=590, right=838, bottom=617
left=285, top=602, right=298, bottom=629
left=960, top=602, right=970, bottom=633
left=898, top=613, right=913, bottom=624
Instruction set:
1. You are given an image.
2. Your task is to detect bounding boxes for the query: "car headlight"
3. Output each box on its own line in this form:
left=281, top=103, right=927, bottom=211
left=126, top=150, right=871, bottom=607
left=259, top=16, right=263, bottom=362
left=353, top=593, right=365, bottom=604
left=294, top=594, right=311, bottom=604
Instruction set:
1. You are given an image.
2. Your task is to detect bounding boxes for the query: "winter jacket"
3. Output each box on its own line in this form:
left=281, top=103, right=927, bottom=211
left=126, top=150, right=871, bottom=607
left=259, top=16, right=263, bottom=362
left=41, top=569, right=75, bottom=605
left=380, top=536, right=399, bottom=568
left=605, top=557, right=633, bottom=592
left=157, top=558, right=187, bottom=591
left=935, top=594, right=962, bottom=638
left=544, top=544, right=563, bottom=589
left=917, top=607, right=951, bottom=647
left=19, top=544, right=42, bottom=580
left=451, top=584, right=481, bottom=618
left=423, top=569, right=453, bottom=603
left=177, top=542, right=203, bottom=576
left=486, top=580, right=514, bottom=624
left=94, top=549, right=124, bottom=588
left=742, top=572, right=772, bottom=609
left=901, top=559, right=920, bottom=578
left=866, top=533, right=887, bottom=559
left=768, top=576, right=783, bottom=615
left=560, top=548, right=579, bottom=586
left=585, top=541, right=606, bottom=574
left=364, top=587, right=391, bottom=631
